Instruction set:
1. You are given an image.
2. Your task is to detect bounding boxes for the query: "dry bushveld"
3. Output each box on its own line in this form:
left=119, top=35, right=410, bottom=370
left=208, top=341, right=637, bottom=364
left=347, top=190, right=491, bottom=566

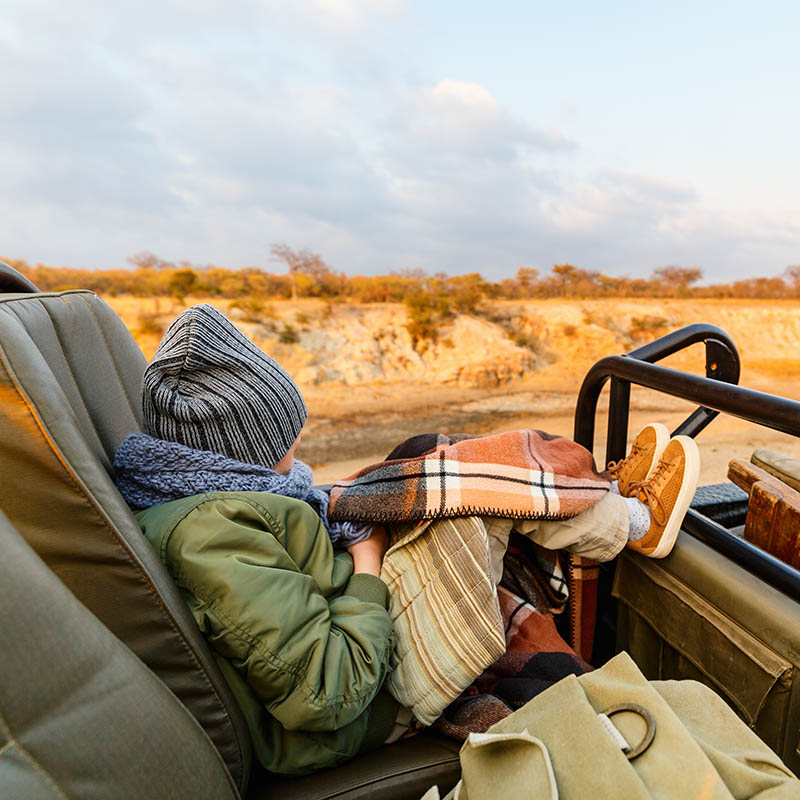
left=105, top=294, right=800, bottom=485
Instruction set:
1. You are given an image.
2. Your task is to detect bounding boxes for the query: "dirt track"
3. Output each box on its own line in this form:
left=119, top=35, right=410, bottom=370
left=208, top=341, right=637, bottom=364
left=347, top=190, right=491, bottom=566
left=303, top=370, right=800, bottom=486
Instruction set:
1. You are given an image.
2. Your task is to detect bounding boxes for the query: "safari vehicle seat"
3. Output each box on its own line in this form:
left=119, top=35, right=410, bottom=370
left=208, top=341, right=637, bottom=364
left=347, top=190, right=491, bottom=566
left=0, top=288, right=252, bottom=790
left=0, top=509, right=239, bottom=800
left=0, top=284, right=461, bottom=799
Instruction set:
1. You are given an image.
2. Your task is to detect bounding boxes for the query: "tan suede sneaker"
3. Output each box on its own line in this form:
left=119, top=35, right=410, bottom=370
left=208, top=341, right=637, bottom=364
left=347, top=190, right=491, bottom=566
left=627, top=435, right=701, bottom=558
left=607, top=422, right=669, bottom=497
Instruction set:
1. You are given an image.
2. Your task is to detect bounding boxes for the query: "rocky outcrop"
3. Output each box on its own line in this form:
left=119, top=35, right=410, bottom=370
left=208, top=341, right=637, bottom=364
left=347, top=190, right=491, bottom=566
left=238, top=305, right=541, bottom=388
left=124, top=297, right=800, bottom=391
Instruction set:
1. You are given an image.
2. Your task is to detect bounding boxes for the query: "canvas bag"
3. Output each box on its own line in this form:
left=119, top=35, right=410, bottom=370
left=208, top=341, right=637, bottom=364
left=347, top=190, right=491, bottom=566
left=422, top=651, right=800, bottom=799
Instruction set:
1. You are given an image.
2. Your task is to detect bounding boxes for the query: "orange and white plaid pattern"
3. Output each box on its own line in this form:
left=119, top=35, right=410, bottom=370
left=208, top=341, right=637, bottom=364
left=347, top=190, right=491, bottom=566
left=329, top=430, right=610, bottom=524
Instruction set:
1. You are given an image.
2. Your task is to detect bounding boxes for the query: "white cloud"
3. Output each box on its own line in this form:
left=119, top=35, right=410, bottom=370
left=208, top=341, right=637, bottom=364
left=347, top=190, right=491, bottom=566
left=388, top=79, right=576, bottom=163
left=426, top=79, right=497, bottom=109
left=0, top=1, right=797, bottom=281
left=276, top=0, right=404, bottom=36
left=594, top=171, right=697, bottom=206
left=540, top=171, right=698, bottom=236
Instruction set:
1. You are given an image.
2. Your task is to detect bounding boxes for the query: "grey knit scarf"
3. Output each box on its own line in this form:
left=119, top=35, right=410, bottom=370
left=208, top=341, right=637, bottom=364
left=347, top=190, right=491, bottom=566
left=114, top=433, right=369, bottom=547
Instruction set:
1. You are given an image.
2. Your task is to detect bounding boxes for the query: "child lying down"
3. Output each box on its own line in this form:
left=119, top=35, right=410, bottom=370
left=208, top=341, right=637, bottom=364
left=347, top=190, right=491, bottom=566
left=114, top=304, right=700, bottom=775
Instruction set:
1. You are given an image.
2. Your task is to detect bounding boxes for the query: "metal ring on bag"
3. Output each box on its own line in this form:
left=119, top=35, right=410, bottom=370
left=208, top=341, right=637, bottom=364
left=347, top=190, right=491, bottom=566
left=601, top=703, right=656, bottom=760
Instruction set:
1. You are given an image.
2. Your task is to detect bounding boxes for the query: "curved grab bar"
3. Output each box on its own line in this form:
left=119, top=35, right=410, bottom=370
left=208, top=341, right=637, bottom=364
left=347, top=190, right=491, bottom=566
left=573, top=325, right=800, bottom=602
left=574, top=324, right=741, bottom=463
left=574, top=353, right=800, bottom=447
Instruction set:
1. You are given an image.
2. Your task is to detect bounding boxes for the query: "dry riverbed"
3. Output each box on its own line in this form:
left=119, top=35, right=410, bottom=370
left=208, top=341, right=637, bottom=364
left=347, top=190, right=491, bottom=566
left=302, top=367, right=800, bottom=487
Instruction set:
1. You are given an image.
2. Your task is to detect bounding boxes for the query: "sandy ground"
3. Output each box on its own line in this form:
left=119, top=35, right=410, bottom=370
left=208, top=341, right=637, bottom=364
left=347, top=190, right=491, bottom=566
left=105, top=295, right=800, bottom=486
left=304, top=369, right=800, bottom=486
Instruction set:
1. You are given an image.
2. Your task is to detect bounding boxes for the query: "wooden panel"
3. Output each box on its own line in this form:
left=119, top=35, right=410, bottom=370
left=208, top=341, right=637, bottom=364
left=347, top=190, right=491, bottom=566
left=743, top=480, right=800, bottom=568
left=728, top=459, right=800, bottom=499
left=744, top=481, right=781, bottom=550
left=774, top=502, right=800, bottom=569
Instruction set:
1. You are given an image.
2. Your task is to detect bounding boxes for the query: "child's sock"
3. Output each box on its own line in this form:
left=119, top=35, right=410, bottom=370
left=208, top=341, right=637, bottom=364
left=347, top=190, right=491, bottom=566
left=612, top=480, right=651, bottom=541
left=625, top=496, right=651, bottom=541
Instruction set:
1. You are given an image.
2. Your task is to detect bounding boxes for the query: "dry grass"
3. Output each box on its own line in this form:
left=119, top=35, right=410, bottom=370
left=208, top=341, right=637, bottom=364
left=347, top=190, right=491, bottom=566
left=105, top=293, right=800, bottom=391
left=748, top=359, right=800, bottom=378
left=98, top=293, right=800, bottom=476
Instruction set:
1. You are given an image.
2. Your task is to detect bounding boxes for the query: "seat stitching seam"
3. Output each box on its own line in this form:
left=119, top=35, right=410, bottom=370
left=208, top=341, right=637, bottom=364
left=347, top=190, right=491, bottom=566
left=0, top=710, right=68, bottom=800
left=0, top=288, right=88, bottom=307
left=76, top=294, right=140, bottom=422
left=35, top=297, right=109, bottom=453
left=0, top=353, right=246, bottom=784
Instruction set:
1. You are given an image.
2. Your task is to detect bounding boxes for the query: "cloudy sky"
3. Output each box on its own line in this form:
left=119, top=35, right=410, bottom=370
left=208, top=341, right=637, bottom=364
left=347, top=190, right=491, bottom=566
left=1, top=0, right=798, bottom=281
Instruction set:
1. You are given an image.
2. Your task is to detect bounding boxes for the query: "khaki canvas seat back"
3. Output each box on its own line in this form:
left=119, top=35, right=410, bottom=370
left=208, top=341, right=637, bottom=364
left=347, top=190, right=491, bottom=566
left=0, top=289, right=252, bottom=792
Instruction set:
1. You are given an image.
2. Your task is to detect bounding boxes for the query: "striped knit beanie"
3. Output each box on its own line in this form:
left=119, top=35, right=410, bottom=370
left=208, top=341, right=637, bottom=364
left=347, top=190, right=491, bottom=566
left=142, top=304, right=307, bottom=469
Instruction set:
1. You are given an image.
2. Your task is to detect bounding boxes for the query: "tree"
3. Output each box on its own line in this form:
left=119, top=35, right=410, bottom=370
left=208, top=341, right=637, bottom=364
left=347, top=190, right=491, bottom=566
left=651, top=266, right=703, bottom=296
left=270, top=244, right=330, bottom=302
left=392, top=267, right=428, bottom=280
left=516, top=267, right=539, bottom=297
left=551, top=264, right=579, bottom=295
left=447, top=272, right=489, bottom=312
left=784, top=265, right=800, bottom=296
left=128, top=252, right=175, bottom=271
left=169, top=268, right=198, bottom=303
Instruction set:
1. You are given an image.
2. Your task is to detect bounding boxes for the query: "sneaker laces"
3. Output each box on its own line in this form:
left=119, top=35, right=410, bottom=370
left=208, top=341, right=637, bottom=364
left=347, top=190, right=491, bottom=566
left=629, top=457, right=672, bottom=526
left=607, top=442, right=643, bottom=482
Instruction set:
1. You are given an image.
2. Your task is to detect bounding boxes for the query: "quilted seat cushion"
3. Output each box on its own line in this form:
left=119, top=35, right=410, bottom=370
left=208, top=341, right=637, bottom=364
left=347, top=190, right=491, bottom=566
left=257, top=732, right=461, bottom=800
left=0, top=510, right=239, bottom=800
left=0, top=291, right=251, bottom=792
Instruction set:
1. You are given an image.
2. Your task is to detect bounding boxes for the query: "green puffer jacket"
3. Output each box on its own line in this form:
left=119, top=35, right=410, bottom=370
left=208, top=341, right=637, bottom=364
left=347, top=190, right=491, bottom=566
left=137, top=491, right=399, bottom=775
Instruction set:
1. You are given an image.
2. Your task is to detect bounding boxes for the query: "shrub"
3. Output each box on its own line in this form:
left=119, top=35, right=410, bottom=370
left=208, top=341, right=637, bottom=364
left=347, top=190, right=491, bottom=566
left=404, top=288, right=451, bottom=349
left=229, top=296, right=275, bottom=323
left=629, top=315, right=669, bottom=340
left=508, top=329, right=552, bottom=360
left=169, top=268, right=199, bottom=302
left=447, top=273, right=488, bottom=313
left=581, top=307, right=629, bottom=341
left=136, top=310, right=165, bottom=337
left=278, top=323, right=300, bottom=344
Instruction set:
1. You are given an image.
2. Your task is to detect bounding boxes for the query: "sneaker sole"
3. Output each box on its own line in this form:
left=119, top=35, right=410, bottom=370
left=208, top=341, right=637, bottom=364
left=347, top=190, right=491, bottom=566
left=649, top=435, right=701, bottom=558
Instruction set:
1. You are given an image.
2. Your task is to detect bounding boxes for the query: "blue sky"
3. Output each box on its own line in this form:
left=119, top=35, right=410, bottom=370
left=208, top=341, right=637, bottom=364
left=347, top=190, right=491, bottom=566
left=1, top=0, right=798, bottom=281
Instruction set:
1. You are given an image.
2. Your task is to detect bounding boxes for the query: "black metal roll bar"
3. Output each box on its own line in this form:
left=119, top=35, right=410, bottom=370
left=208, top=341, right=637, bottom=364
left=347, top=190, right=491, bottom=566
left=573, top=324, right=800, bottom=603
left=575, top=324, right=742, bottom=464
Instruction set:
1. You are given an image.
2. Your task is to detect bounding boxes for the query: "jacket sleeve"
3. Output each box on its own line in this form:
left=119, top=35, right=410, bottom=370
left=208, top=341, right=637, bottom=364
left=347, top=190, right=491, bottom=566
left=164, top=494, right=395, bottom=733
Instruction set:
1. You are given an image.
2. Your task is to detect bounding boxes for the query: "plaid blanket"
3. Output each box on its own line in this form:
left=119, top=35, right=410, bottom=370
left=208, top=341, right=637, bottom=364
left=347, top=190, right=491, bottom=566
left=501, top=532, right=569, bottom=615
left=434, top=584, right=591, bottom=741
left=329, top=431, right=610, bottom=523
left=380, top=516, right=588, bottom=727
left=380, top=516, right=507, bottom=725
